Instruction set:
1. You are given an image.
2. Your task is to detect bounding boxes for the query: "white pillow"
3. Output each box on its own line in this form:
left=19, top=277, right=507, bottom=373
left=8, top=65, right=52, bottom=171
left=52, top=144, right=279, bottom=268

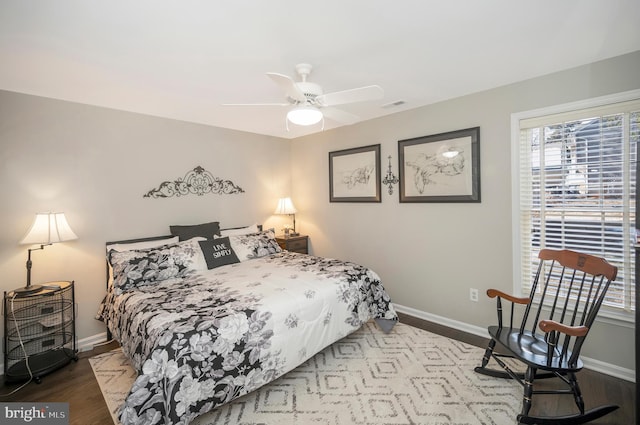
left=219, top=223, right=259, bottom=236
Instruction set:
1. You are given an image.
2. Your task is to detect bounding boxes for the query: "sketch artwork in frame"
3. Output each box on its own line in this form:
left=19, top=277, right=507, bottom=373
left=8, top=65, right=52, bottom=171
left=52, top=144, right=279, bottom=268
left=329, top=144, right=381, bottom=202
left=398, top=127, right=480, bottom=203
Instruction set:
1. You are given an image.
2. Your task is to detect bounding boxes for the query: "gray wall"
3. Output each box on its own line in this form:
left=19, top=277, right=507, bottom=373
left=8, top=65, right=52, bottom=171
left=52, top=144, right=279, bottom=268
left=0, top=91, right=293, bottom=349
left=291, top=51, right=640, bottom=375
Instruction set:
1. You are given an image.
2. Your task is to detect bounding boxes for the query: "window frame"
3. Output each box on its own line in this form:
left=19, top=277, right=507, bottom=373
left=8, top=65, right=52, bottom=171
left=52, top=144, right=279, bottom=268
left=511, top=89, right=640, bottom=327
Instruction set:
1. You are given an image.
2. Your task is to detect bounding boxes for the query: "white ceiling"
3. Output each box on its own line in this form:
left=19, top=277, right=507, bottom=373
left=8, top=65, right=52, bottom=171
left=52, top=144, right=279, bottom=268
left=1, top=1, right=639, bottom=139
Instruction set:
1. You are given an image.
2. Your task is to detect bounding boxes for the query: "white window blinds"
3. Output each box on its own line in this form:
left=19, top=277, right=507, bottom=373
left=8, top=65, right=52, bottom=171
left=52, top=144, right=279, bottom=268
left=517, top=98, right=640, bottom=316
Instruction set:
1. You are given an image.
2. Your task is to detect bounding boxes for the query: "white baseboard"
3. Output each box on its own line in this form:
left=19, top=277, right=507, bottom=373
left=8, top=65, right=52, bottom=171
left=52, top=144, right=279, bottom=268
left=395, top=303, right=490, bottom=339
left=78, top=332, right=109, bottom=352
left=393, top=303, right=636, bottom=383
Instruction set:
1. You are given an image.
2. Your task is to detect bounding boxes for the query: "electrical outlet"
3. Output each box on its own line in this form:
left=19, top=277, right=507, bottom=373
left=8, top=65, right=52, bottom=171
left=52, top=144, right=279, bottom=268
left=470, top=288, right=479, bottom=302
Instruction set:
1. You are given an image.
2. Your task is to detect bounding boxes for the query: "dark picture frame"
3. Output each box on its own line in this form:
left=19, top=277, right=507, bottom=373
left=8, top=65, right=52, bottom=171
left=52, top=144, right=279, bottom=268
left=329, top=144, right=381, bottom=202
left=398, top=127, right=480, bottom=203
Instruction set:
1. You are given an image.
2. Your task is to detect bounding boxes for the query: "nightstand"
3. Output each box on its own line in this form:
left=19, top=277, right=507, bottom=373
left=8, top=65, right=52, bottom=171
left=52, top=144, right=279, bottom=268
left=3, top=281, right=78, bottom=383
left=276, top=234, right=309, bottom=254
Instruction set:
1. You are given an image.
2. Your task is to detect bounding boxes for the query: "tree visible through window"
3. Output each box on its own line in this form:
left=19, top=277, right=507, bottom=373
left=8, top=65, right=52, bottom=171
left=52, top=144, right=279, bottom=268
left=515, top=96, right=639, bottom=318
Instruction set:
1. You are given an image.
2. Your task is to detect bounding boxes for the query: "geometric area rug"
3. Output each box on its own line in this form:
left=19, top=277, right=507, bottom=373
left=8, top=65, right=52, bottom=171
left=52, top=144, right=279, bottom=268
left=89, top=322, right=523, bottom=425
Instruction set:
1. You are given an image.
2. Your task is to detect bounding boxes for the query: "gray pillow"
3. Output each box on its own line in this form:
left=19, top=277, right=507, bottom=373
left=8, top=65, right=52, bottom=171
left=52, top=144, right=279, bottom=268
left=170, top=221, right=220, bottom=241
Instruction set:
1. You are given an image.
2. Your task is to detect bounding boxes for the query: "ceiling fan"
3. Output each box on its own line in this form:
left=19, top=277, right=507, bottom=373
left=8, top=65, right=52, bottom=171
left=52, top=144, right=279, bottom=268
left=224, top=63, right=384, bottom=128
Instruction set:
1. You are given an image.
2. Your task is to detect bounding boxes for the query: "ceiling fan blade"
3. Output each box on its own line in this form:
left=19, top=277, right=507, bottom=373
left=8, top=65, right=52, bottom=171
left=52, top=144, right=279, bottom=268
left=321, top=107, right=360, bottom=124
left=266, top=72, right=307, bottom=103
left=316, top=85, right=384, bottom=107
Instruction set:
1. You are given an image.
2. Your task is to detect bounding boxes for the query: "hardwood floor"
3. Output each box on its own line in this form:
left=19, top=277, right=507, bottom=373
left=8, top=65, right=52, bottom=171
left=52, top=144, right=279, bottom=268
left=0, top=314, right=635, bottom=425
left=1, top=340, right=119, bottom=425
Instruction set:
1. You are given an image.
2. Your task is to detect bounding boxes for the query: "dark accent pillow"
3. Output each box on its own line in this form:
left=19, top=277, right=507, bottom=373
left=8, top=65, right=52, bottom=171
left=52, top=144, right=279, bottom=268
left=170, top=221, right=220, bottom=241
left=198, top=237, right=240, bottom=269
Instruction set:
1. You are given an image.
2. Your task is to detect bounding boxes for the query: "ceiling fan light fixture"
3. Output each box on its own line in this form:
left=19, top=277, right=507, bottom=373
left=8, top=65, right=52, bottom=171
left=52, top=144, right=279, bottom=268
left=287, top=105, right=323, bottom=126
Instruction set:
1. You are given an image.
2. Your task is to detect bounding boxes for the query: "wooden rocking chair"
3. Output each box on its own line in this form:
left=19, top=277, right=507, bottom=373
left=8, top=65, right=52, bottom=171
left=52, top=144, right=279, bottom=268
left=474, top=249, right=619, bottom=424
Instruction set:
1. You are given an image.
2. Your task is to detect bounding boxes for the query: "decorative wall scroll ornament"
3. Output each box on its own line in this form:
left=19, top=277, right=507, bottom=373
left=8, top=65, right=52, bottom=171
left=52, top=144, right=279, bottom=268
left=143, top=166, right=245, bottom=198
left=382, top=155, right=399, bottom=195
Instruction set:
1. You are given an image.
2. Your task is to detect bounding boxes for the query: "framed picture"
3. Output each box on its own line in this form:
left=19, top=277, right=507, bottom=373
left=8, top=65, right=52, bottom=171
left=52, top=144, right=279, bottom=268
left=329, top=144, right=381, bottom=202
left=398, top=127, right=480, bottom=203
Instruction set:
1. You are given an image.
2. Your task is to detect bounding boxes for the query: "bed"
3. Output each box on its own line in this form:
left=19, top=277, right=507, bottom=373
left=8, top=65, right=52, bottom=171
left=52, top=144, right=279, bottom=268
left=97, top=224, right=398, bottom=425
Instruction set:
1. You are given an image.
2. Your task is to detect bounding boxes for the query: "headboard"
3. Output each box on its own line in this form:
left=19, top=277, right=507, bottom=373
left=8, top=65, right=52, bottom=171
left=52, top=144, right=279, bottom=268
left=106, top=234, right=175, bottom=246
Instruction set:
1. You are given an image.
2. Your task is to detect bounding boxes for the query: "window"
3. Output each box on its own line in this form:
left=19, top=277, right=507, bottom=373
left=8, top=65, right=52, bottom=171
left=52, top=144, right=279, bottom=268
left=512, top=91, right=640, bottom=320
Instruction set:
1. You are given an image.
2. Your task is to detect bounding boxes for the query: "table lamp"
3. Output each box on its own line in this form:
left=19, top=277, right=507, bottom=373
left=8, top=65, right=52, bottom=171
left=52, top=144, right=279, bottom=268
left=274, top=197, right=298, bottom=237
left=17, top=212, right=77, bottom=296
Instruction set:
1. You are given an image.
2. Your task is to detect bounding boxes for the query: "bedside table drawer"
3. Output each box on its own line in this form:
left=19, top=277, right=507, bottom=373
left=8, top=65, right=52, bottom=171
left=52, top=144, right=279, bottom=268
left=286, top=238, right=307, bottom=253
left=276, top=235, right=309, bottom=254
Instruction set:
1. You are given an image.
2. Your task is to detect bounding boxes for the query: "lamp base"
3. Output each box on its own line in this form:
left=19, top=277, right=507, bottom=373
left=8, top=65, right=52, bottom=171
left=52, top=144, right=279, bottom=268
left=12, top=284, right=43, bottom=298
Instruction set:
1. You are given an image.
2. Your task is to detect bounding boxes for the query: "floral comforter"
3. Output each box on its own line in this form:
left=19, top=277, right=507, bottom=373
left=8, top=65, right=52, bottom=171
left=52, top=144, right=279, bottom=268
left=100, top=251, right=397, bottom=425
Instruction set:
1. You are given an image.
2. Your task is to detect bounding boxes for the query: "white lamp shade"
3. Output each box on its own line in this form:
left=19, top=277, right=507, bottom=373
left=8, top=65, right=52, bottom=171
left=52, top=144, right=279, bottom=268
left=287, top=105, right=323, bottom=126
left=274, top=198, right=297, bottom=215
left=20, top=212, right=78, bottom=245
